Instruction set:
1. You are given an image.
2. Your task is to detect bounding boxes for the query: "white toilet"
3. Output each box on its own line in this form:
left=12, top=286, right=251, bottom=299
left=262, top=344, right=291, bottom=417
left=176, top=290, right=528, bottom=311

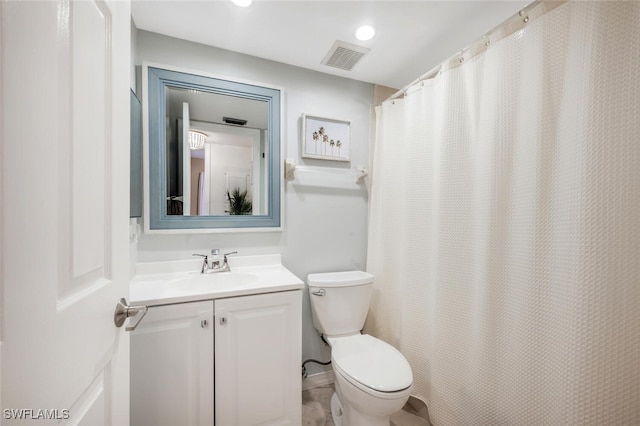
left=307, top=271, right=413, bottom=426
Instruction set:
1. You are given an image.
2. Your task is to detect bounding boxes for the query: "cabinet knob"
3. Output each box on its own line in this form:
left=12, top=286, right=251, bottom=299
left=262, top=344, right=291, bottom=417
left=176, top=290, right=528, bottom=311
left=219, top=317, right=227, bottom=325
left=201, top=320, right=208, bottom=328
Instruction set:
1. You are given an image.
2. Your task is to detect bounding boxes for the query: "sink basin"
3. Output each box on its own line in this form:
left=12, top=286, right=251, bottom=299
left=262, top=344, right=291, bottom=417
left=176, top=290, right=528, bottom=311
left=130, top=254, right=305, bottom=306
left=170, top=272, right=259, bottom=291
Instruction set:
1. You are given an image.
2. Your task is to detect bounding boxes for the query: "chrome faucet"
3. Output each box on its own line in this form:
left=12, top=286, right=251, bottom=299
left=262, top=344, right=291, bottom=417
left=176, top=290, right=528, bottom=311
left=209, top=249, right=222, bottom=269
left=192, top=250, right=238, bottom=274
left=192, top=253, right=209, bottom=274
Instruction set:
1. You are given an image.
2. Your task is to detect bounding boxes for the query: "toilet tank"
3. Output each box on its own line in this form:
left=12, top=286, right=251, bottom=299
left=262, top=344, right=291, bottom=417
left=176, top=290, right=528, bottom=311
left=307, top=271, right=374, bottom=338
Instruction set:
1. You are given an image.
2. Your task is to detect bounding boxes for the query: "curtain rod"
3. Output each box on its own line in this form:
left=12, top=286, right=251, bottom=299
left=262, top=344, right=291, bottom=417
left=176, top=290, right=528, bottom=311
left=385, top=0, right=562, bottom=102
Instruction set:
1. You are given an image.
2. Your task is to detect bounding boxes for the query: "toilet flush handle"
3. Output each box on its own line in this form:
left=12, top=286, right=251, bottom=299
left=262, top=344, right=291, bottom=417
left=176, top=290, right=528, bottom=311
left=311, top=289, right=326, bottom=296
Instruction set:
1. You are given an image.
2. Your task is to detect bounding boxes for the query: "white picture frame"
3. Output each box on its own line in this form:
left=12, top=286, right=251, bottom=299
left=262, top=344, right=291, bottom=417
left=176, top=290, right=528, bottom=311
left=301, top=114, right=351, bottom=162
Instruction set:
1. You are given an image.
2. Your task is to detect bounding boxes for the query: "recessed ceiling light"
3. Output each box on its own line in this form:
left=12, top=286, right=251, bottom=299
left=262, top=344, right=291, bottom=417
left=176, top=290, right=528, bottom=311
left=231, top=0, right=252, bottom=7
left=355, top=25, right=375, bottom=41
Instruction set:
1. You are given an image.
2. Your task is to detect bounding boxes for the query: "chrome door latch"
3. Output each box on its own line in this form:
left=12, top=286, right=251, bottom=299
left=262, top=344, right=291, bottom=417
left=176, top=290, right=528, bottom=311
left=114, top=298, right=148, bottom=332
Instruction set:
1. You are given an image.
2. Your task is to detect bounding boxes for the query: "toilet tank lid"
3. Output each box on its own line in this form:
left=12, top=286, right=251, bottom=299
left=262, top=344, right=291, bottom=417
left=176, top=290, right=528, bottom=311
left=307, top=271, right=374, bottom=287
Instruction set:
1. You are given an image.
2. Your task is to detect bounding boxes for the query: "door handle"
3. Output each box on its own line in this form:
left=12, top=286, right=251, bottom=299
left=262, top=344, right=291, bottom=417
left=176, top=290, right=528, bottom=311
left=114, top=298, right=148, bottom=331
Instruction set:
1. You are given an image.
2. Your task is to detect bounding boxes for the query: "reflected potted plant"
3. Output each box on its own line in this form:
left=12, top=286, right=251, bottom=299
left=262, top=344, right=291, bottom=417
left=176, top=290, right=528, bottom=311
left=226, top=187, right=252, bottom=215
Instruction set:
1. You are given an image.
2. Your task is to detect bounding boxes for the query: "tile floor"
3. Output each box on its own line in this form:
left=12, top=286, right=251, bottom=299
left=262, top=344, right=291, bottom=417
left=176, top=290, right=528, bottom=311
left=302, top=384, right=430, bottom=426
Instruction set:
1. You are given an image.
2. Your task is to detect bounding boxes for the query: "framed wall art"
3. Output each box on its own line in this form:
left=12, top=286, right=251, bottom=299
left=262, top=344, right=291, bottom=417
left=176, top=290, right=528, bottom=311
left=301, top=114, right=350, bottom=162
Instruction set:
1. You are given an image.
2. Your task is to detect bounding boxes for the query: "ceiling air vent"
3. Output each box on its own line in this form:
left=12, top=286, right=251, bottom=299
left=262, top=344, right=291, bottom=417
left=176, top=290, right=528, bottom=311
left=223, top=116, right=247, bottom=126
left=321, top=40, right=371, bottom=71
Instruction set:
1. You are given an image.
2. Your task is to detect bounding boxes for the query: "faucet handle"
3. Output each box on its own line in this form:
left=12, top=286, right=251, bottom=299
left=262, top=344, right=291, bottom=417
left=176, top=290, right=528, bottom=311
left=193, top=253, right=209, bottom=273
left=223, top=251, right=238, bottom=259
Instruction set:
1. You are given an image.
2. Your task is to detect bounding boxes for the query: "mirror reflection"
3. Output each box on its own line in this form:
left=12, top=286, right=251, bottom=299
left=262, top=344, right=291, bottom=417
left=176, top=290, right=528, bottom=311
left=146, top=66, right=281, bottom=231
left=164, top=87, right=269, bottom=217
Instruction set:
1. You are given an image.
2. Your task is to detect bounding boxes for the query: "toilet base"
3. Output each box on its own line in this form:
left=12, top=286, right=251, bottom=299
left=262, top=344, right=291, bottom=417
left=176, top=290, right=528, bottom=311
left=333, top=367, right=412, bottom=426
left=331, top=392, right=343, bottom=426
left=332, top=390, right=398, bottom=426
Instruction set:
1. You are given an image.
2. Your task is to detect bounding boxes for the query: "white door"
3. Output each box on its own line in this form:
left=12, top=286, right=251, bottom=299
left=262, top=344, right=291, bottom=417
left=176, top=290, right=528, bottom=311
left=197, top=123, right=262, bottom=215
left=1, top=0, right=131, bottom=424
left=130, top=302, right=214, bottom=426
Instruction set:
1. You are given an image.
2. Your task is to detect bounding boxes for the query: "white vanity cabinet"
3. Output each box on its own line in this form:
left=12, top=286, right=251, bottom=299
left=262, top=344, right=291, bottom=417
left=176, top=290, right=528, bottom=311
left=215, top=290, right=302, bottom=425
left=130, top=290, right=301, bottom=426
left=130, top=300, right=214, bottom=426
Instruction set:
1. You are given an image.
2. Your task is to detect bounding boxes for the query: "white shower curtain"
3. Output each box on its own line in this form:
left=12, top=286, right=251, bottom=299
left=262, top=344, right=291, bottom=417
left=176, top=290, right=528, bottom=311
left=366, top=2, right=640, bottom=425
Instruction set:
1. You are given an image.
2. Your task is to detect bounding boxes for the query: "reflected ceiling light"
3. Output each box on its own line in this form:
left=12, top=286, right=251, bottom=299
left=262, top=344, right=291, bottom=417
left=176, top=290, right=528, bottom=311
left=355, top=25, right=376, bottom=41
left=231, top=0, right=252, bottom=7
left=188, top=130, right=207, bottom=150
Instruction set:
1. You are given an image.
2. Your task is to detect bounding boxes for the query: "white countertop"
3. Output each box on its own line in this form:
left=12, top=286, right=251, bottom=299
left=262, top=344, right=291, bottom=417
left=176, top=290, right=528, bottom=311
left=130, top=254, right=304, bottom=306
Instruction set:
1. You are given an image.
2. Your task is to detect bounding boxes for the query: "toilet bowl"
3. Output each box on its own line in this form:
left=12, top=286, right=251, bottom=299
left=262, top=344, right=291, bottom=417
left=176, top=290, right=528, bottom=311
left=307, top=271, right=414, bottom=426
left=330, top=334, right=413, bottom=426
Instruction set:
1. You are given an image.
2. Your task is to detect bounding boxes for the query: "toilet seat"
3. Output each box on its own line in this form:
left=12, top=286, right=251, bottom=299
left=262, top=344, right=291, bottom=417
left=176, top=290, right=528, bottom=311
left=331, top=334, right=413, bottom=394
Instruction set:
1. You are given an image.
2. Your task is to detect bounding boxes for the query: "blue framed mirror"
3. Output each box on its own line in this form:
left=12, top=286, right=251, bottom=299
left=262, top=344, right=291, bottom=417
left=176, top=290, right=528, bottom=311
left=145, top=66, right=281, bottom=231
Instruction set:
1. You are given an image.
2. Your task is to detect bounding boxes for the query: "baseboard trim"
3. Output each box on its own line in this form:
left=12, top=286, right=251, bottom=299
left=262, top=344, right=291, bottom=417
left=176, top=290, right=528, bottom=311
left=302, top=370, right=335, bottom=391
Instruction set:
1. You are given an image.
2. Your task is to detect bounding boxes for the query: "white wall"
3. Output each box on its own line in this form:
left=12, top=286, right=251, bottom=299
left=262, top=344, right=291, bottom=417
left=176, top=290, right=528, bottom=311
left=134, top=30, right=373, bottom=374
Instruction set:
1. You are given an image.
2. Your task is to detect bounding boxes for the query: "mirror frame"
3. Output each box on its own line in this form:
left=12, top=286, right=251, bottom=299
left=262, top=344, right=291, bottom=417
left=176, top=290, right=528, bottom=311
left=143, top=64, right=282, bottom=232
left=130, top=90, right=143, bottom=218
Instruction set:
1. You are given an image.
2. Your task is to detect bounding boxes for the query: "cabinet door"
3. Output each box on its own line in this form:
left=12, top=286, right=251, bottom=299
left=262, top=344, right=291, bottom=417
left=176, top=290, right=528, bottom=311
left=131, top=301, right=214, bottom=426
left=215, top=291, right=302, bottom=425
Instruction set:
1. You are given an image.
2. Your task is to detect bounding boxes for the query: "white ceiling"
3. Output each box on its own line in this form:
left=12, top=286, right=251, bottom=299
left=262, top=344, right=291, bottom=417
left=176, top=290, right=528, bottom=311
left=131, top=0, right=529, bottom=90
